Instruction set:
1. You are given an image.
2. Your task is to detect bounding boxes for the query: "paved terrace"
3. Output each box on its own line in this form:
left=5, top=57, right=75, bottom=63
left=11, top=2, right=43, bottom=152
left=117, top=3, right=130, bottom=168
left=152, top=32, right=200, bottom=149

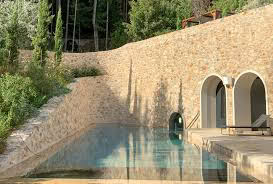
left=185, top=129, right=273, bottom=183
left=0, top=178, right=257, bottom=184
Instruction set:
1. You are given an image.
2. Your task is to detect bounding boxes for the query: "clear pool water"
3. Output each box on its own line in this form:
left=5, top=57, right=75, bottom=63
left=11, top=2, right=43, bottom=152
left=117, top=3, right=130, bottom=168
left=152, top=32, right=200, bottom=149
left=26, top=123, right=257, bottom=182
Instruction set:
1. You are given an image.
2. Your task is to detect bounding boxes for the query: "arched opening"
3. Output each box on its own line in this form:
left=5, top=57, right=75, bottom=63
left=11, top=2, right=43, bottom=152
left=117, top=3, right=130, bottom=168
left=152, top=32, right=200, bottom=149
left=234, top=72, right=267, bottom=127
left=201, top=75, right=227, bottom=128
left=168, top=112, right=183, bottom=145
left=169, top=112, right=183, bottom=131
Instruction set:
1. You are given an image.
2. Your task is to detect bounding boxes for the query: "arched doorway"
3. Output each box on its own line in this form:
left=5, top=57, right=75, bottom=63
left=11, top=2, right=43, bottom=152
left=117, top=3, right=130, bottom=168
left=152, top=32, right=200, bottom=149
left=201, top=75, right=227, bottom=128
left=216, top=81, right=226, bottom=128
left=233, top=72, right=267, bottom=127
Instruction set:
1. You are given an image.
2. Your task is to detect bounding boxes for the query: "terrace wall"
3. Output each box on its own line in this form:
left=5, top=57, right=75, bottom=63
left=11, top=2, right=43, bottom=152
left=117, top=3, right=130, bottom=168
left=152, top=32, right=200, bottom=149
left=64, top=4, right=273, bottom=129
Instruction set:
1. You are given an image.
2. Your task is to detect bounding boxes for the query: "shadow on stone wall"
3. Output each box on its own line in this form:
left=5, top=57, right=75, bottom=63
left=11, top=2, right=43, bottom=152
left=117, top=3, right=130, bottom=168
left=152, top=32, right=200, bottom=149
left=152, top=77, right=173, bottom=127
left=178, top=80, right=185, bottom=124
left=125, top=67, right=186, bottom=128
left=126, top=60, right=133, bottom=109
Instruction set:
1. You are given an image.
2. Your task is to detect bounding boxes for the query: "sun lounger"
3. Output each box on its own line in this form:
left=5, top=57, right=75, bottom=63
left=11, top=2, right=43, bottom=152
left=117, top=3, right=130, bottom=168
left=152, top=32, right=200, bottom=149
left=221, top=114, right=271, bottom=136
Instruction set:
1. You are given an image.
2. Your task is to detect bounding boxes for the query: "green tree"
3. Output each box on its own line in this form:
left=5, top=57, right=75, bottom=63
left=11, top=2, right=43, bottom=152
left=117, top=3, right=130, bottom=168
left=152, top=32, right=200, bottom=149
left=5, top=2, right=19, bottom=69
left=110, top=21, right=128, bottom=49
left=32, top=0, right=53, bottom=67
left=0, top=1, right=38, bottom=49
left=126, top=0, right=192, bottom=41
left=54, top=7, right=63, bottom=66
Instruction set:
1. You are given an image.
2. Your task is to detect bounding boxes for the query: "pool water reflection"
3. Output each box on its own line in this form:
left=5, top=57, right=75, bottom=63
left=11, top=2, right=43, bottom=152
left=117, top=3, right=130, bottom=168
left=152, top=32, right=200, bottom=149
left=25, top=123, right=257, bottom=182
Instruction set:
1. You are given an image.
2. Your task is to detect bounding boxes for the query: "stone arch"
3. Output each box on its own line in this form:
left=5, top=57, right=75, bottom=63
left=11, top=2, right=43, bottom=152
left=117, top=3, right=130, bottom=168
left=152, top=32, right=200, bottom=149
left=200, top=74, right=227, bottom=128
left=233, top=71, right=268, bottom=126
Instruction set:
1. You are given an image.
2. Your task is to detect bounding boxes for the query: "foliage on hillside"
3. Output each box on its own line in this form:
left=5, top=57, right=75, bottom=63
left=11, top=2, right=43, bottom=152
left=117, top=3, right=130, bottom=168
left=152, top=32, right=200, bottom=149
left=243, top=0, right=273, bottom=9
left=120, top=0, right=273, bottom=44
left=126, top=0, right=192, bottom=42
left=0, top=1, right=101, bottom=154
left=0, top=1, right=38, bottom=49
left=211, top=0, right=247, bottom=15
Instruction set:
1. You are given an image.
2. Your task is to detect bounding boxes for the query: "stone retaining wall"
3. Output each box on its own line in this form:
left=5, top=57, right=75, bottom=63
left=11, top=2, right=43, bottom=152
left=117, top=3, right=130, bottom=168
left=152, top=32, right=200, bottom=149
left=64, top=4, right=273, bottom=129
left=0, top=76, right=135, bottom=178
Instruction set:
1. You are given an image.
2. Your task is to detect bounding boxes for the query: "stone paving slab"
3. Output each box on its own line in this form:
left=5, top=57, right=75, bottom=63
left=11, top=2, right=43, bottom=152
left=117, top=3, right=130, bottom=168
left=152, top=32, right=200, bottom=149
left=184, top=128, right=273, bottom=184
left=0, top=178, right=257, bottom=184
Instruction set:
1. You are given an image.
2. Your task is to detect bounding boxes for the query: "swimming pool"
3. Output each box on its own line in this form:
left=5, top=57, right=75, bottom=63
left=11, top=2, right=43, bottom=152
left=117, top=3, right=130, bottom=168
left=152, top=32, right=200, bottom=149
left=25, top=123, right=258, bottom=182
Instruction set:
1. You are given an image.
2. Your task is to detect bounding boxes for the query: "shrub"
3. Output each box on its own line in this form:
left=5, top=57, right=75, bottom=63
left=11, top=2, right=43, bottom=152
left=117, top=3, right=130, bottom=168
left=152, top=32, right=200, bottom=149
left=25, top=61, right=72, bottom=106
left=211, top=0, right=247, bottom=15
left=243, top=0, right=273, bottom=9
left=0, top=74, right=38, bottom=129
left=70, top=66, right=101, bottom=78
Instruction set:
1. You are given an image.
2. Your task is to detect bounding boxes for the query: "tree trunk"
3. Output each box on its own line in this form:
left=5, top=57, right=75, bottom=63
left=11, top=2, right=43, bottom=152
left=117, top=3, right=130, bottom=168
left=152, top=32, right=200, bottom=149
left=105, top=0, right=109, bottom=50
left=125, top=0, right=128, bottom=22
left=192, top=0, right=211, bottom=17
left=79, top=24, right=81, bottom=52
left=51, top=2, right=53, bottom=36
left=64, top=0, right=70, bottom=51
left=56, top=0, right=59, bottom=14
left=93, top=0, right=99, bottom=51
left=72, top=0, right=78, bottom=52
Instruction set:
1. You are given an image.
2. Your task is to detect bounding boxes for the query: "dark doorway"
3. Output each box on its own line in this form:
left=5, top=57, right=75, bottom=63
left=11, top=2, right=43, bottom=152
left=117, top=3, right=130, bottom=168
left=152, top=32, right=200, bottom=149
left=169, top=112, right=183, bottom=131
left=216, top=81, right=226, bottom=128
left=251, top=77, right=266, bottom=127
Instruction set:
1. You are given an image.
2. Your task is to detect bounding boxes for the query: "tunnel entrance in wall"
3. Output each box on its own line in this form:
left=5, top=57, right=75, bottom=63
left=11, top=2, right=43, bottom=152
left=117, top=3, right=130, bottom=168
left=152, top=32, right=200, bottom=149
left=168, top=112, right=183, bottom=145
left=201, top=75, right=227, bottom=128
left=169, top=112, right=183, bottom=131
left=234, top=72, right=267, bottom=127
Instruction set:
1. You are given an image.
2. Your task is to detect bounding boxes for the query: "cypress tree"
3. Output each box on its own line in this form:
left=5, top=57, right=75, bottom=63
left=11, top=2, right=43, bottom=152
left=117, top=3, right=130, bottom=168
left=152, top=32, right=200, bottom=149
left=32, top=0, right=52, bottom=67
left=54, top=7, right=63, bottom=66
left=5, top=2, right=19, bottom=69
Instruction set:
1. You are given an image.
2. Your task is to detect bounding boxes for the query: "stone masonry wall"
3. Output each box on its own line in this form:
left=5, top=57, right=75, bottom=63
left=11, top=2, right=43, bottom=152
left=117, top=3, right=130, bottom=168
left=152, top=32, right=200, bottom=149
left=64, top=4, right=273, bottom=129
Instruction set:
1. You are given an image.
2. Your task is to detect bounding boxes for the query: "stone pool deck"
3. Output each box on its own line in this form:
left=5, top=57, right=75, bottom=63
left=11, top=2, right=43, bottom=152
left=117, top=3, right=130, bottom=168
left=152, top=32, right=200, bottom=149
left=0, top=178, right=257, bottom=184
left=185, top=128, right=273, bottom=184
